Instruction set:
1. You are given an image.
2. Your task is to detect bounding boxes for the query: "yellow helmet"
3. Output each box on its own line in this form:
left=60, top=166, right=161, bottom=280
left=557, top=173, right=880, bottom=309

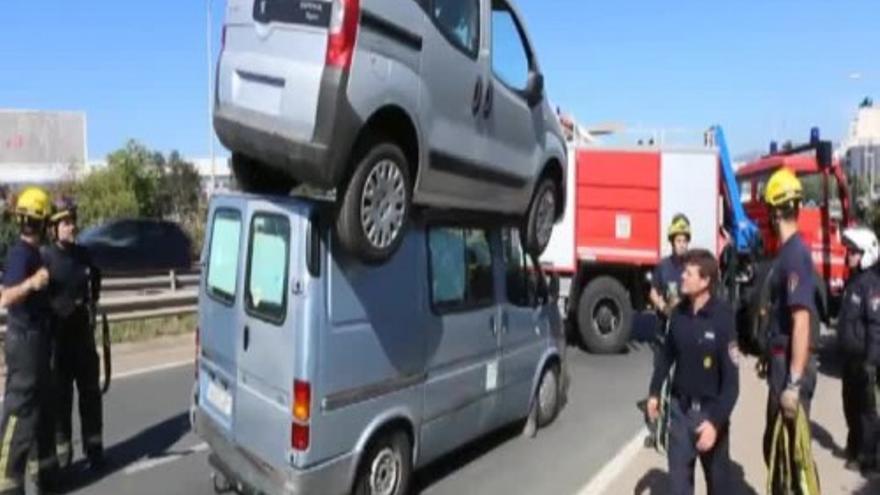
left=764, top=167, right=803, bottom=208
left=667, top=213, right=691, bottom=241
left=15, top=186, right=52, bottom=221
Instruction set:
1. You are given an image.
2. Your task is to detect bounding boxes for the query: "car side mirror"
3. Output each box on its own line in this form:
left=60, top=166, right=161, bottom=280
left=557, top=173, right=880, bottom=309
left=525, top=71, right=544, bottom=107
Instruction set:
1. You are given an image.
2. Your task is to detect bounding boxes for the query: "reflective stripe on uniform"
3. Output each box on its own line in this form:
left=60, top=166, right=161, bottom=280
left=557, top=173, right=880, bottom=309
left=0, top=416, right=18, bottom=486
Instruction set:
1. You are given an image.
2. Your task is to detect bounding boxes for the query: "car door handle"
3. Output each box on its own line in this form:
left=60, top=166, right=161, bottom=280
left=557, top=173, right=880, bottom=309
left=489, top=315, right=498, bottom=337
left=482, top=83, right=493, bottom=118
left=472, top=77, right=483, bottom=116
left=243, top=326, right=250, bottom=351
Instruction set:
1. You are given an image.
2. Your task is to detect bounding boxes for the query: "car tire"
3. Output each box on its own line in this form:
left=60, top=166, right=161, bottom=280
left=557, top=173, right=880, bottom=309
left=577, top=276, right=633, bottom=354
left=353, top=431, right=412, bottom=495
left=337, top=141, right=412, bottom=265
left=522, top=178, right=559, bottom=257
left=230, top=152, right=297, bottom=195
left=536, top=364, right=561, bottom=428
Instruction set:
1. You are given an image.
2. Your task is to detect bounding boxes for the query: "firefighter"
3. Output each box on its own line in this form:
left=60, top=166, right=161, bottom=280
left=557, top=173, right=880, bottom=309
left=0, top=187, right=59, bottom=494
left=650, top=213, right=692, bottom=320
left=837, top=226, right=880, bottom=473
left=759, top=168, right=819, bottom=476
left=647, top=249, right=740, bottom=494
left=643, top=214, right=692, bottom=450
left=43, top=197, right=104, bottom=471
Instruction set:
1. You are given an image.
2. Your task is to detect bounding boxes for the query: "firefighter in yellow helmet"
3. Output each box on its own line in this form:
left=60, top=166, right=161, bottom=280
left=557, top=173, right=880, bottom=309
left=760, top=168, right=819, bottom=492
left=0, top=187, right=60, bottom=494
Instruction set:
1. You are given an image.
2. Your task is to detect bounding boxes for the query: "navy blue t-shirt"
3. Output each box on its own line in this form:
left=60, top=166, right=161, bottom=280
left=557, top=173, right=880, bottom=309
left=2, top=240, right=50, bottom=331
left=652, top=255, right=685, bottom=302
left=770, top=233, right=816, bottom=341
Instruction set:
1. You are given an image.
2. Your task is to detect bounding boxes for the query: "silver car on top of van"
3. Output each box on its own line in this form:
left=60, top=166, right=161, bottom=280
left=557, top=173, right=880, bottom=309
left=214, top=0, right=567, bottom=264
left=191, top=192, right=568, bottom=495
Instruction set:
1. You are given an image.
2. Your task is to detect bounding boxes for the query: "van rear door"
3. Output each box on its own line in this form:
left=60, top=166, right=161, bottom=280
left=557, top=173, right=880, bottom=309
left=234, top=198, right=306, bottom=468
left=218, top=0, right=334, bottom=141
left=199, top=197, right=247, bottom=433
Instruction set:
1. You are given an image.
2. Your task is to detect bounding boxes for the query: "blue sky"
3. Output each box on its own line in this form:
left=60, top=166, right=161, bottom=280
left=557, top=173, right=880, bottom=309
left=0, top=0, right=877, bottom=160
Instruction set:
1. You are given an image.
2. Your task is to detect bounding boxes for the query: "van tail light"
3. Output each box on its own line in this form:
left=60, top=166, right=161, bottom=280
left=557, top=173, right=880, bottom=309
left=292, top=380, right=312, bottom=451
left=292, top=423, right=310, bottom=451
left=293, top=380, right=311, bottom=422
left=326, top=0, right=361, bottom=69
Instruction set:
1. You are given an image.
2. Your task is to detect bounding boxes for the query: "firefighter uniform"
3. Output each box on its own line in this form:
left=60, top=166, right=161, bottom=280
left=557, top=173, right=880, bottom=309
left=838, top=227, right=880, bottom=470
left=44, top=199, right=104, bottom=470
left=649, top=296, right=740, bottom=494
left=0, top=187, right=58, bottom=494
left=761, top=232, right=819, bottom=462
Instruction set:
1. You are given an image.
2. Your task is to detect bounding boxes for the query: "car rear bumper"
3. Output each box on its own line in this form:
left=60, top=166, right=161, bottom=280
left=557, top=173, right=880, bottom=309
left=214, top=68, right=362, bottom=189
left=194, top=410, right=358, bottom=495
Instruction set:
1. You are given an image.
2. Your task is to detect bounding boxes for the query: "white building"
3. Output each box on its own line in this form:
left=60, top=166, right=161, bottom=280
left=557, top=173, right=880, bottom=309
left=842, top=98, right=880, bottom=198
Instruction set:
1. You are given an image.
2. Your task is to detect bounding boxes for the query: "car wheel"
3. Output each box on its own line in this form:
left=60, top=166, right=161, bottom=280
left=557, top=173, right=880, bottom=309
left=231, top=152, right=297, bottom=195
left=522, top=178, right=558, bottom=256
left=576, top=276, right=633, bottom=354
left=337, top=141, right=412, bottom=265
left=536, top=364, right=561, bottom=428
left=353, top=431, right=412, bottom=495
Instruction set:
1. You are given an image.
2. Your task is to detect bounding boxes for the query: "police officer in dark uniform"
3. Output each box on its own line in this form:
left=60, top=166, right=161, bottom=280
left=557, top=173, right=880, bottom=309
left=647, top=249, right=740, bottom=495
left=837, top=226, right=880, bottom=472
left=42, top=197, right=104, bottom=471
left=0, top=187, right=59, bottom=494
left=759, top=168, right=819, bottom=467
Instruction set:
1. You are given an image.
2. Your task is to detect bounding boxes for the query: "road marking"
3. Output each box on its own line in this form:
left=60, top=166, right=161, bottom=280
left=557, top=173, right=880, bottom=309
left=575, top=427, right=648, bottom=495
left=123, top=442, right=209, bottom=475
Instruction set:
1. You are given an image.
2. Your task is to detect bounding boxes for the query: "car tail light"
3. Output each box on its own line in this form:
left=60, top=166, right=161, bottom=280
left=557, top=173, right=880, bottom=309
left=292, top=423, right=310, bottom=451
left=326, top=0, right=360, bottom=69
left=293, top=380, right=311, bottom=422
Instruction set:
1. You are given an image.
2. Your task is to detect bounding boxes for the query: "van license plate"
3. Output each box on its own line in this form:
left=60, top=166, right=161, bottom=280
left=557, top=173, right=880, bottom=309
left=207, top=382, right=233, bottom=417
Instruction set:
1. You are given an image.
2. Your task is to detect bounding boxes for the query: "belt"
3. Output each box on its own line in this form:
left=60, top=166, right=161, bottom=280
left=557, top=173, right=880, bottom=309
left=674, top=395, right=704, bottom=412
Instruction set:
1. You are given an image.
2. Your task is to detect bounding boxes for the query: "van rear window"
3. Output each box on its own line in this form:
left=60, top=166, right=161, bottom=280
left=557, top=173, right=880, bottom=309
left=245, top=214, right=290, bottom=325
left=206, top=209, right=242, bottom=304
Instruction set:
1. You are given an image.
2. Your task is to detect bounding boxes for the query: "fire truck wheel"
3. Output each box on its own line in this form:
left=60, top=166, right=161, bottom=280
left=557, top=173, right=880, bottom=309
left=577, top=276, right=633, bottom=354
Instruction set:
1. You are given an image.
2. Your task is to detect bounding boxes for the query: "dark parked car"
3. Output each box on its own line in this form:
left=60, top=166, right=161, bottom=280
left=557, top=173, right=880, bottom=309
left=78, top=219, right=193, bottom=275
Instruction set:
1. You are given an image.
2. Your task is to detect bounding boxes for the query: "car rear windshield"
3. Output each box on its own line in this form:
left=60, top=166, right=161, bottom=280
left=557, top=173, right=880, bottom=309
left=206, top=209, right=243, bottom=305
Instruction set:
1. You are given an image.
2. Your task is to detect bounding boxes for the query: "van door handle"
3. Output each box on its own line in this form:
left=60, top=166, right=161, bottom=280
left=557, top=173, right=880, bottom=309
left=482, top=83, right=493, bottom=118
left=472, top=77, right=483, bottom=116
left=243, top=326, right=250, bottom=351
left=489, top=316, right=497, bottom=337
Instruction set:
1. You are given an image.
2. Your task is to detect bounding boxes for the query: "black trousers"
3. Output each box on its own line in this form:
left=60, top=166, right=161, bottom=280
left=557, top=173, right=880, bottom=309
left=667, top=398, right=732, bottom=495
left=842, top=358, right=879, bottom=465
left=53, top=310, right=103, bottom=468
left=0, top=329, right=57, bottom=495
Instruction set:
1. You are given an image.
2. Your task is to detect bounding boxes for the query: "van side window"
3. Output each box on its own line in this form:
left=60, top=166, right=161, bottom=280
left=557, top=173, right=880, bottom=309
left=502, top=229, right=538, bottom=307
left=432, top=0, right=480, bottom=57
left=491, top=0, right=530, bottom=91
left=428, top=227, right=494, bottom=312
left=206, top=209, right=242, bottom=305
left=245, top=214, right=290, bottom=324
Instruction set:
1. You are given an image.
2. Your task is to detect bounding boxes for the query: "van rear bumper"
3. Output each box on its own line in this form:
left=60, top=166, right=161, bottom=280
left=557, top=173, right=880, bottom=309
left=194, top=410, right=357, bottom=495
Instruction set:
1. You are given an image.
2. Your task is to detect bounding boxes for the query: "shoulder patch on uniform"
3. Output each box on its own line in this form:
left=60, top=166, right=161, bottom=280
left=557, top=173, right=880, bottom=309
left=788, top=272, right=799, bottom=294
left=728, top=342, right=741, bottom=367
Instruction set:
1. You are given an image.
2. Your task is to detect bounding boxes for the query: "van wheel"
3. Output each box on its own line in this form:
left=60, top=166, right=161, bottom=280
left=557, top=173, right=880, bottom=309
left=522, top=178, right=558, bottom=256
left=231, top=153, right=297, bottom=195
left=337, top=141, right=412, bottom=265
left=536, top=364, right=561, bottom=427
left=577, top=276, right=633, bottom=354
left=353, top=431, right=412, bottom=495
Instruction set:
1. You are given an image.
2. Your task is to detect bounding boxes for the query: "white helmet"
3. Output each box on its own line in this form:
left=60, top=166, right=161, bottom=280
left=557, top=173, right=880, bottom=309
left=842, top=226, right=880, bottom=270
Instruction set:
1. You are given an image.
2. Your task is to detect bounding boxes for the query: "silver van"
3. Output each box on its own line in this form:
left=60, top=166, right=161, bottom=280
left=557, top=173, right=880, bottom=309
left=214, top=0, right=567, bottom=264
left=191, top=192, right=569, bottom=495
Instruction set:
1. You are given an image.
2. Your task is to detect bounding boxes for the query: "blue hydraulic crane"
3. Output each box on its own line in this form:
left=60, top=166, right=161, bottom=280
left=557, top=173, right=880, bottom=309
left=710, top=125, right=761, bottom=254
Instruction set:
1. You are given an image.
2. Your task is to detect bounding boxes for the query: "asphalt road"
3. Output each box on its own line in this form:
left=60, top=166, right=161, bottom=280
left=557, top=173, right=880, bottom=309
left=65, top=323, right=657, bottom=495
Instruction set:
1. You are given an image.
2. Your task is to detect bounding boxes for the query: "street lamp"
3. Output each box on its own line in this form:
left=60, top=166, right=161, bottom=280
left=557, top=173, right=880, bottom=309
left=206, top=0, right=216, bottom=193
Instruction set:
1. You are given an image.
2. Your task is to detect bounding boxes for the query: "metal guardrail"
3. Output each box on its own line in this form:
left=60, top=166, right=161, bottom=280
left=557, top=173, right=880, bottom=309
left=0, top=268, right=201, bottom=332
